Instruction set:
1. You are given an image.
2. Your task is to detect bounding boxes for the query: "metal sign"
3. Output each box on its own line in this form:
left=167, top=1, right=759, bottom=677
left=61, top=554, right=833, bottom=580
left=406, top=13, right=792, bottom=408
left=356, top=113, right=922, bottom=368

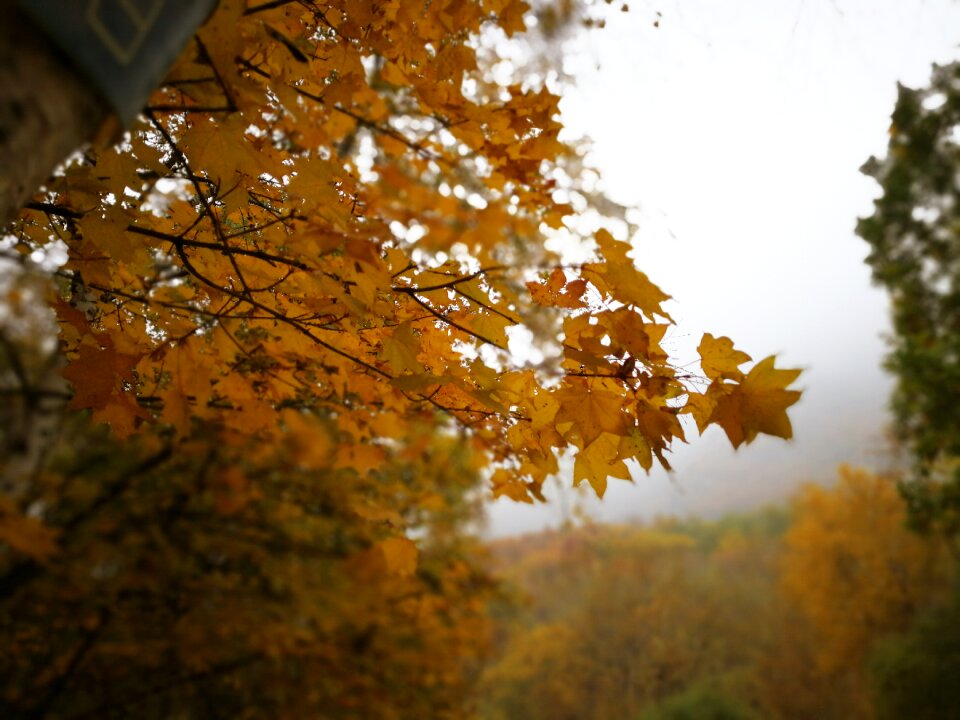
left=17, top=0, right=218, bottom=125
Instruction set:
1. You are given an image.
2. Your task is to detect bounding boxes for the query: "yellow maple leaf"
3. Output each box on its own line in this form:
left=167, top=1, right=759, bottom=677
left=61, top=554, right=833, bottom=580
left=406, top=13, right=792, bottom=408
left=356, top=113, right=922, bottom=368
left=634, top=398, right=685, bottom=448
left=62, top=341, right=117, bottom=411
left=584, top=231, right=672, bottom=320
left=527, top=268, right=588, bottom=309
left=698, top=332, right=752, bottom=381
left=618, top=428, right=653, bottom=472
left=180, top=115, right=265, bottom=182
left=491, top=469, right=536, bottom=503
left=77, top=206, right=138, bottom=265
left=709, top=356, right=802, bottom=448
left=91, top=394, right=145, bottom=439
left=683, top=389, right=719, bottom=435
left=467, top=309, right=512, bottom=349
left=554, top=380, right=629, bottom=447
left=573, top=433, right=631, bottom=498
left=381, top=322, right=425, bottom=375
left=61, top=334, right=146, bottom=436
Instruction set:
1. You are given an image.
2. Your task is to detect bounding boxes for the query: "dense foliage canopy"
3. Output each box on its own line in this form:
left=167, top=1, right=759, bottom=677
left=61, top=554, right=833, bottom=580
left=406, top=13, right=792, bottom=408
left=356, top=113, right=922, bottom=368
left=7, top=0, right=799, bottom=501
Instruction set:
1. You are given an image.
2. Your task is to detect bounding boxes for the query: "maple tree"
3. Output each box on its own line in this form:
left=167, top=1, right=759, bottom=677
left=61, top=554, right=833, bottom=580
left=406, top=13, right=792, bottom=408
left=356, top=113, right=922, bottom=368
left=4, top=0, right=799, bottom=504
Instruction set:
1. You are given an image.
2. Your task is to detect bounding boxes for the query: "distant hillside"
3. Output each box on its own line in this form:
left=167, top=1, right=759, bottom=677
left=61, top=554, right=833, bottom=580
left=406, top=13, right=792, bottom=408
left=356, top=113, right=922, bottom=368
left=478, top=470, right=953, bottom=720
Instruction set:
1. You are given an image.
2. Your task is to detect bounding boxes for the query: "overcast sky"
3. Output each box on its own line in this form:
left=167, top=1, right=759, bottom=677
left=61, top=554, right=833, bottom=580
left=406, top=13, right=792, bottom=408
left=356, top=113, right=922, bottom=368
left=485, top=0, right=960, bottom=536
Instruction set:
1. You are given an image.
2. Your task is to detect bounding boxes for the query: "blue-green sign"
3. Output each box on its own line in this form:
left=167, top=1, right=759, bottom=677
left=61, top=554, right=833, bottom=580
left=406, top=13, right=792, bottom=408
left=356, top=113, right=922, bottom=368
left=17, top=0, right=218, bottom=125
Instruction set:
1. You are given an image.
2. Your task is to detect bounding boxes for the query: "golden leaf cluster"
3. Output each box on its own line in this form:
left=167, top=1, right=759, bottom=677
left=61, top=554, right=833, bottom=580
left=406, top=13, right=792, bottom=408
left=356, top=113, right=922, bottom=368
left=8, top=0, right=799, bottom=505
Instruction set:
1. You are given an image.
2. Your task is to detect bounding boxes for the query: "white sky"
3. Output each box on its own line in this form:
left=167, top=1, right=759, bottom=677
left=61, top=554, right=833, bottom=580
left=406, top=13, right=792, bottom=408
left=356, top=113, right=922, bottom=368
left=485, top=0, right=960, bottom=536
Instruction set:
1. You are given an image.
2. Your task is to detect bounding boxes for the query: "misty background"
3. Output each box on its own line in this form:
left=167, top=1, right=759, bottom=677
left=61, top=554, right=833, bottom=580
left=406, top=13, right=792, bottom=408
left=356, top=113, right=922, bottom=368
left=486, top=0, right=960, bottom=536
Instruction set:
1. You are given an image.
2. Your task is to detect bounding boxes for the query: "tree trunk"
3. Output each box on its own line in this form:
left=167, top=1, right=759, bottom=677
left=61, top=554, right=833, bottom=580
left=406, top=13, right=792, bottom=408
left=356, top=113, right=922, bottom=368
left=0, top=2, right=106, bottom=227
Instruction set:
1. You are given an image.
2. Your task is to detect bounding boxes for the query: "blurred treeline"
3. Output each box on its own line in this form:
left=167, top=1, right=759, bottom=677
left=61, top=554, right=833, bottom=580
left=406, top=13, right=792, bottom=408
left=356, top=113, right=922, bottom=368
left=477, top=466, right=959, bottom=720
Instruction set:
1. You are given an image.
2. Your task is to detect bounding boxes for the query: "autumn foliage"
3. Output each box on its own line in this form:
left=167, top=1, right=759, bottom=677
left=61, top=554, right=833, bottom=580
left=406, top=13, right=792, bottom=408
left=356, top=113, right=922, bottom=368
left=8, top=0, right=798, bottom=500
left=0, top=0, right=806, bottom=716
left=0, top=418, right=496, bottom=717
left=479, top=468, right=953, bottom=720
